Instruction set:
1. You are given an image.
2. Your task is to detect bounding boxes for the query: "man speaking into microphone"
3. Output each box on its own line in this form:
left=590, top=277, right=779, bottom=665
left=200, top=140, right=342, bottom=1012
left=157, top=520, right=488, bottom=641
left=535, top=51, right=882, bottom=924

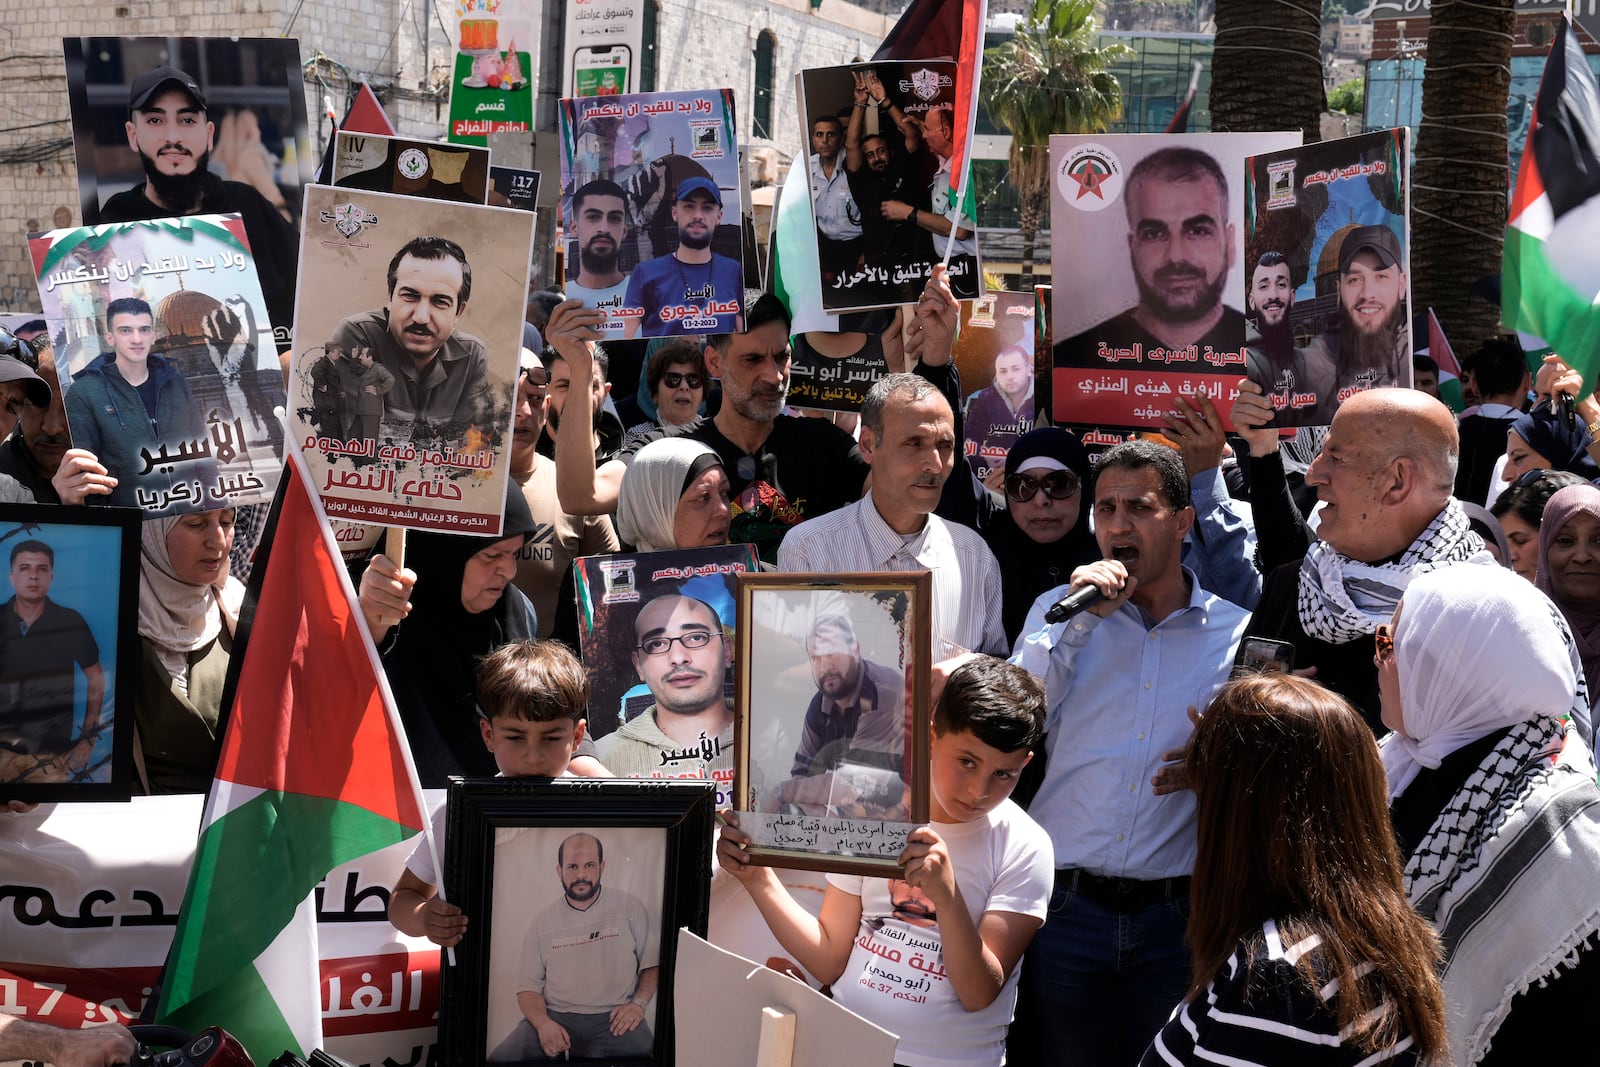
left=1009, top=439, right=1249, bottom=1066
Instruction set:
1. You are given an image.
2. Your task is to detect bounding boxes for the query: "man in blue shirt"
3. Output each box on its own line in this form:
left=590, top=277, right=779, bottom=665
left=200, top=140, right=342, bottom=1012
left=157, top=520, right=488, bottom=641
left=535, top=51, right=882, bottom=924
left=1011, top=440, right=1249, bottom=1066
left=624, top=177, right=743, bottom=338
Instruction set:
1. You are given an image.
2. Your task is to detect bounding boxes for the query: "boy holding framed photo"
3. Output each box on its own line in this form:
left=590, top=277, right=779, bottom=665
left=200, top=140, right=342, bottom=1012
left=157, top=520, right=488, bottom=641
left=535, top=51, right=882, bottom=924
left=717, top=658, right=1053, bottom=1067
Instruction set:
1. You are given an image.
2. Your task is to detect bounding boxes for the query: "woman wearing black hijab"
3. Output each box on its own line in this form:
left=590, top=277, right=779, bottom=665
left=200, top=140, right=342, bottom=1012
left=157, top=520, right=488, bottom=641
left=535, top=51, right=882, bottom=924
left=979, top=427, right=1100, bottom=647
left=358, top=484, right=538, bottom=785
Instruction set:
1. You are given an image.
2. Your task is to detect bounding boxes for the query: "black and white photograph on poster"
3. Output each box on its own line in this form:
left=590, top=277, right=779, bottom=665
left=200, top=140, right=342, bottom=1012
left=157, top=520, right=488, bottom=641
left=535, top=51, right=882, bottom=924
left=573, top=544, right=760, bottom=805
left=558, top=88, right=744, bottom=339
left=733, top=571, right=931, bottom=877
left=439, top=778, right=714, bottom=1066
left=332, top=131, right=491, bottom=204
left=29, top=215, right=288, bottom=516
left=1048, top=132, right=1300, bottom=431
left=1243, top=128, right=1412, bottom=427
left=797, top=61, right=981, bottom=312
left=63, top=37, right=310, bottom=350
left=0, top=504, right=140, bottom=804
left=287, top=186, right=532, bottom=534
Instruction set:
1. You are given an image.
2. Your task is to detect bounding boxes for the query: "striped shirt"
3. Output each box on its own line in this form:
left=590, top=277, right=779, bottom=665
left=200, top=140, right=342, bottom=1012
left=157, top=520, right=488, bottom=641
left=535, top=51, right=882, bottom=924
left=1141, top=919, right=1419, bottom=1067
left=776, top=492, right=1007, bottom=656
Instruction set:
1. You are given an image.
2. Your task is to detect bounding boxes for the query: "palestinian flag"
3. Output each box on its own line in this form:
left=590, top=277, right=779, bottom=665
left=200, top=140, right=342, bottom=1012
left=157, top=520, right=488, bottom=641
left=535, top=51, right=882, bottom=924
left=154, top=445, right=427, bottom=1062
left=874, top=0, right=987, bottom=253
left=770, top=161, right=833, bottom=334
left=1502, top=15, right=1600, bottom=398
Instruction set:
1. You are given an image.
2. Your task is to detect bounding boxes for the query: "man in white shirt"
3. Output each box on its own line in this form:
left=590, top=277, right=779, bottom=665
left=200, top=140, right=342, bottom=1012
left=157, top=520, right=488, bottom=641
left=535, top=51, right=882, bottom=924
left=807, top=114, right=863, bottom=281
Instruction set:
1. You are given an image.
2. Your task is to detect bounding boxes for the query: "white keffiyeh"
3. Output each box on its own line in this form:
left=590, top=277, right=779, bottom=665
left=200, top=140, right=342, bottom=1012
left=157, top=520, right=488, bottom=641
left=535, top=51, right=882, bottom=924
left=1297, top=498, right=1490, bottom=645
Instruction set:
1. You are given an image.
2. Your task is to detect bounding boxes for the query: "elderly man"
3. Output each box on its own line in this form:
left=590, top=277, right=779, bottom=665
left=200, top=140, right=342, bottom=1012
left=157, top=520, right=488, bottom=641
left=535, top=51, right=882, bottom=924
left=0, top=349, right=55, bottom=502
left=1011, top=440, right=1250, bottom=1067
left=492, top=832, right=659, bottom=1062
left=778, top=372, right=1007, bottom=656
left=1237, top=387, right=1490, bottom=731
left=1055, top=146, right=1244, bottom=366
left=330, top=235, right=491, bottom=446
left=595, top=593, right=733, bottom=792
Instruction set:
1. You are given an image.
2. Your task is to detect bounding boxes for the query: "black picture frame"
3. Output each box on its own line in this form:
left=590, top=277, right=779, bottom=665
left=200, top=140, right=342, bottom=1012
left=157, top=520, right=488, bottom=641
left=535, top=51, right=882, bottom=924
left=439, top=778, right=715, bottom=1066
left=0, top=503, right=141, bottom=803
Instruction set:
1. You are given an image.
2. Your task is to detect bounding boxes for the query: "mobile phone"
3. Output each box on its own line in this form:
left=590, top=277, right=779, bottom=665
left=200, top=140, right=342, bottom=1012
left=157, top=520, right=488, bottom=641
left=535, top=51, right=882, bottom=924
left=572, top=45, right=631, bottom=97
left=1235, top=637, right=1294, bottom=676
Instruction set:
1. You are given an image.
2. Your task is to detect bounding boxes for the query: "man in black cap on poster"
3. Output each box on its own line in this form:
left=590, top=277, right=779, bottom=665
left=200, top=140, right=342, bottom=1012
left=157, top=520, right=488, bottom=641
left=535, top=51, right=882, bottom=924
left=98, top=64, right=299, bottom=348
left=1301, top=224, right=1411, bottom=422
left=622, top=177, right=744, bottom=338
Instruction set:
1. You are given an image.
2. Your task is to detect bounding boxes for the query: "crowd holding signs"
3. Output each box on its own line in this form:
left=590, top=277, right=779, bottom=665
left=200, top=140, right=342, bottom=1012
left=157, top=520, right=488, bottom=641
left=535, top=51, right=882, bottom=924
left=3, top=5, right=1531, bottom=1067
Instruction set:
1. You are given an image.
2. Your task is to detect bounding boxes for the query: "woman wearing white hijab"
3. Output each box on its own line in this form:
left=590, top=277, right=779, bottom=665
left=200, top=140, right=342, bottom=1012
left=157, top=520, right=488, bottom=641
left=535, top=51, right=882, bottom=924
left=1378, top=565, right=1600, bottom=1066
left=616, top=437, right=731, bottom=553
left=133, top=508, right=245, bottom=793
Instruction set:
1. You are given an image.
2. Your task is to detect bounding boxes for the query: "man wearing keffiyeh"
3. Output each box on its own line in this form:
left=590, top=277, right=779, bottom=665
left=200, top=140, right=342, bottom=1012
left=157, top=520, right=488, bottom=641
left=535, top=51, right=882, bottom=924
left=1238, top=388, right=1495, bottom=734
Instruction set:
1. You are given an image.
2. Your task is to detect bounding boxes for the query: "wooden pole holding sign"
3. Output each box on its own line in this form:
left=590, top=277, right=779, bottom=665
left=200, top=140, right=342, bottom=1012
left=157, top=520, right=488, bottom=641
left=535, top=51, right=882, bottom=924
left=754, top=1006, right=797, bottom=1067
left=386, top=526, right=407, bottom=567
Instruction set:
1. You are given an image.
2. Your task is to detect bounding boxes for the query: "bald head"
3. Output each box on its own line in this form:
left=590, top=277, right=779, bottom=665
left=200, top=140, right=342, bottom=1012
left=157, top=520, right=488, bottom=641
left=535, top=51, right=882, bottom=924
left=1339, top=388, right=1458, bottom=492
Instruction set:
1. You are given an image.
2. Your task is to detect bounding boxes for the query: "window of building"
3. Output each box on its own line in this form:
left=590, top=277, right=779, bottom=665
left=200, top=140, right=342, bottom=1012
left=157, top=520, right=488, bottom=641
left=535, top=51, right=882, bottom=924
left=753, top=31, right=776, bottom=139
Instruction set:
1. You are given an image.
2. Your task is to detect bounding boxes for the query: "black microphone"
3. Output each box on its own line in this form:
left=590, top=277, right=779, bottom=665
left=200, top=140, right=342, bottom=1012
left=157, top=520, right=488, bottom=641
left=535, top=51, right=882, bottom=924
left=1044, top=584, right=1106, bottom=624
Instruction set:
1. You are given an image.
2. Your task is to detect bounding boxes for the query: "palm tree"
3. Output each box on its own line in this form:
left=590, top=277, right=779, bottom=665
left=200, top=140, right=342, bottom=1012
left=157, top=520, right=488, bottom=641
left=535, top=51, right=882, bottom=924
left=982, top=0, right=1130, bottom=287
left=1412, top=0, right=1515, bottom=341
left=1211, top=0, right=1324, bottom=141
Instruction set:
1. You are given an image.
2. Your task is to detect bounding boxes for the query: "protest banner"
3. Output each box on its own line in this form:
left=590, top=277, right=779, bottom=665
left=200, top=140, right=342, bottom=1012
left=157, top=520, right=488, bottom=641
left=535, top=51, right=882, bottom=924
left=286, top=186, right=532, bottom=534
left=488, top=166, right=541, bottom=212
left=954, top=292, right=1036, bottom=484
left=1243, top=128, right=1413, bottom=426
left=559, top=88, right=743, bottom=338
left=788, top=309, right=904, bottom=413
left=63, top=37, right=311, bottom=351
left=797, top=62, right=982, bottom=311
left=332, top=132, right=490, bottom=204
left=1048, top=132, right=1300, bottom=430
left=447, top=0, right=534, bottom=145
left=30, top=215, right=287, bottom=515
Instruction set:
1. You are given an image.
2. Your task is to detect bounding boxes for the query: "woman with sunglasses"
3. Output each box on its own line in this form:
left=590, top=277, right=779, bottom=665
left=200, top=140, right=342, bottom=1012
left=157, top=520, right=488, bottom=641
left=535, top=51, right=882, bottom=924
left=978, top=428, right=1097, bottom=646
left=1490, top=468, right=1587, bottom=581
left=1377, top=565, right=1600, bottom=1065
left=618, top=339, right=710, bottom=449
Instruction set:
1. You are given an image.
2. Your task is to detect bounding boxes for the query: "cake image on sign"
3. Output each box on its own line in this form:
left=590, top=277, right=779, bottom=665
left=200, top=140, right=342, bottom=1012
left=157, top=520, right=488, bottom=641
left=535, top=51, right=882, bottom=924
left=397, top=148, right=429, bottom=180
left=1057, top=142, right=1123, bottom=213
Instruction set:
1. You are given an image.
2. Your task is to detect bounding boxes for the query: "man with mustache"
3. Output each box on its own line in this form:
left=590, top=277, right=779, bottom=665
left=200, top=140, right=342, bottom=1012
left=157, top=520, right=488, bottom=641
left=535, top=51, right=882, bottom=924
left=594, top=594, right=734, bottom=786
left=0, top=345, right=71, bottom=504
left=1301, top=225, right=1410, bottom=420
left=623, top=178, right=743, bottom=338
left=1243, top=251, right=1335, bottom=429
left=842, top=70, right=936, bottom=301
left=99, top=66, right=298, bottom=347
left=1054, top=147, right=1245, bottom=371
left=330, top=236, right=492, bottom=447
left=494, top=832, right=659, bottom=1061
left=565, top=179, right=631, bottom=318
left=778, top=373, right=1008, bottom=657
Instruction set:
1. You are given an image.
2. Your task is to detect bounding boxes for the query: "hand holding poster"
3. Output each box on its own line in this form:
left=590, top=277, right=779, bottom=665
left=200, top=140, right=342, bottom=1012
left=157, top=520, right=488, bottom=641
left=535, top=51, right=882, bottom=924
left=286, top=186, right=533, bottom=533
left=30, top=215, right=288, bottom=515
left=558, top=89, right=744, bottom=338
left=1049, top=132, right=1300, bottom=431
left=1243, top=129, right=1412, bottom=427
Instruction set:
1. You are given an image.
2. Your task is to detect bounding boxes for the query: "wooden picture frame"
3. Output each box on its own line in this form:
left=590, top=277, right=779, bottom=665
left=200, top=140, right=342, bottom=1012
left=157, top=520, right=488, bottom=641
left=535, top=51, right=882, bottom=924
left=438, top=778, right=715, bottom=1066
left=732, top=571, right=931, bottom=877
left=0, top=503, right=140, bottom=803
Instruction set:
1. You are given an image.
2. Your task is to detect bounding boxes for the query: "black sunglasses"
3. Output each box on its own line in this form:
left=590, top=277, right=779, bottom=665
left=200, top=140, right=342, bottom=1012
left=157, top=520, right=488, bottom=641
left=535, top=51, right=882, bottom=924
left=1006, top=470, right=1079, bottom=504
left=0, top=327, right=38, bottom=371
left=661, top=372, right=703, bottom=390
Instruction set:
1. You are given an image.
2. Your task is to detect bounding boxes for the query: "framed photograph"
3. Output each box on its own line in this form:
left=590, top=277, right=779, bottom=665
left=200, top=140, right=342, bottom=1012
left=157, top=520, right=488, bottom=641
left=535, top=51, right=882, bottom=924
left=732, top=572, right=931, bottom=877
left=439, top=778, right=715, bottom=1065
left=0, top=503, right=140, bottom=803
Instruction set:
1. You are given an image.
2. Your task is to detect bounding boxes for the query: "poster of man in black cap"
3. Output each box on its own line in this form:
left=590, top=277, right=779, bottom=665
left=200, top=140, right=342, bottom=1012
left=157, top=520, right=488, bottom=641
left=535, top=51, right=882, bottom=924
left=63, top=38, right=314, bottom=351
left=1242, top=129, right=1412, bottom=426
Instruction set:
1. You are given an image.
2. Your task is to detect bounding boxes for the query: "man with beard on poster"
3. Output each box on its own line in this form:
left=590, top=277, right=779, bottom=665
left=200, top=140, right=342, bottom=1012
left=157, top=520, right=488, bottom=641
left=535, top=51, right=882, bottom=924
left=624, top=178, right=743, bottom=338
left=1054, top=147, right=1245, bottom=368
left=99, top=66, right=299, bottom=347
left=565, top=179, right=631, bottom=312
left=1243, top=251, right=1335, bottom=427
left=1302, top=225, right=1410, bottom=421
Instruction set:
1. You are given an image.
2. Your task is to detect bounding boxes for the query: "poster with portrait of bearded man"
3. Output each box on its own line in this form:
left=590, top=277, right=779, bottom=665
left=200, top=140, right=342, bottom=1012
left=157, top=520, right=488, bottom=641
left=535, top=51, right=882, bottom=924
left=1242, top=128, right=1412, bottom=427
left=1048, top=132, right=1301, bottom=431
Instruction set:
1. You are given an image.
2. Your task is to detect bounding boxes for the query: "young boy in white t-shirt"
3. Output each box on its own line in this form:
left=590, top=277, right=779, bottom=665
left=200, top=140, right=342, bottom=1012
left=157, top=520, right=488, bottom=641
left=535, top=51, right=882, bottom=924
left=718, top=658, right=1054, bottom=1067
left=388, top=639, right=589, bottom=947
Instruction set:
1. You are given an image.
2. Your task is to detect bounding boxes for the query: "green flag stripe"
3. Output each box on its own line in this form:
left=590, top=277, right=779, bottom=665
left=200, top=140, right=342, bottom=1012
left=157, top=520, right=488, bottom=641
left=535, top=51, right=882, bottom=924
left=158, top=791, right=413, bottom=1014
left=160, top=960, right=300, bottom=1062
left=1504, top=226, right=1600, bottom=400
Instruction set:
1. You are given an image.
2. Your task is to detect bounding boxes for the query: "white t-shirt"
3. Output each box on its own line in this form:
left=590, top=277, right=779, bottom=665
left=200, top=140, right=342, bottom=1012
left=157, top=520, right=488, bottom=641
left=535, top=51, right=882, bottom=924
left=825, top=800, right=1053, bottom=1067
left=404, top=804, right=451, bottom=886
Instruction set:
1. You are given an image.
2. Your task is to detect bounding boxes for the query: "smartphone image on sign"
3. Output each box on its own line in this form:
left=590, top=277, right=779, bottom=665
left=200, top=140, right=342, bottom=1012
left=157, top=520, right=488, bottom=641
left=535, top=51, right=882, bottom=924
left=573, top=45, right=631, bottom=97
left=1235, top=637, right=1294, bottom=676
